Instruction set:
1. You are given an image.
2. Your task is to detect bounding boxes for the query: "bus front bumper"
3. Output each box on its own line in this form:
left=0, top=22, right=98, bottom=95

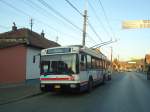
left=40, top=83, right=81, bottom=92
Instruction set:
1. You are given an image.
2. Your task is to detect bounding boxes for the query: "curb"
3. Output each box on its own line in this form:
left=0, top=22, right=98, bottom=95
left=0, top=91, right=43, bottom=106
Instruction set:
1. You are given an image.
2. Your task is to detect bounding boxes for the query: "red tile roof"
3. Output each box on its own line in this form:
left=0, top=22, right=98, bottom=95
left=0, top=28, right=60, bottom=48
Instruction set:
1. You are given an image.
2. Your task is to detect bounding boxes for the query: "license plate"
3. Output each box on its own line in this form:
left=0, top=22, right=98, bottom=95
left=54, top=85, right=61, bottom=89
left=41, top=84, right=45, bottom=87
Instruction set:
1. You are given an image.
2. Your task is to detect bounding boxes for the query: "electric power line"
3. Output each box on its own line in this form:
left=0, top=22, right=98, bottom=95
left=38, top=0, right=82, bottom=32
left=88, top=21, right=102, bottom=42
left=24, top=0, right=79, bottom=33
left=23, top=0, right=81, bottom=40
left=38, top=0, right=98, bottom=46
left=0, top=25, right=9, bottom=29
left=88, top=1, right=111, bottom=38
left=64, top=0, right=99, bottom=45
left=0, top=0, right=30, bottom=17
left=65, top=0, right=83, bottom=16
left=1, top=0, right=98, bottom=46
left=0, top=0, right=59, bottom=33
left=1, top=0, right=81, bottom=41
left=86, top=33, right=98, bottom=45
left=98, top=0, right=116, bottom=38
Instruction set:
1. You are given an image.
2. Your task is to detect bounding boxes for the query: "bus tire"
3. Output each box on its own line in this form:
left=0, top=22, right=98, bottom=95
left=87, top=79, right=93, bottom=92
left=102, top=75, right=105, bottom=84
left=108, top=75, right=111, bottom=80
left=40, top=87, right=47, bottom=92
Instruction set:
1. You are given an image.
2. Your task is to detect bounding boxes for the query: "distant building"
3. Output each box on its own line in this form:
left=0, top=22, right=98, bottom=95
left=113, top=59, right=144, bottom=72
left=145, top=54, right=150, bottom=64
left=144, top=54, right=150, bottom=71
left=126, top=59, right=144, bottom=71
left=0, top=24, right=60, bottom=84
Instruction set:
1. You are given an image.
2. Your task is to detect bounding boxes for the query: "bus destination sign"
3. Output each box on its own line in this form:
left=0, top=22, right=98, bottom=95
left=47, top=48, right=71, bottom=54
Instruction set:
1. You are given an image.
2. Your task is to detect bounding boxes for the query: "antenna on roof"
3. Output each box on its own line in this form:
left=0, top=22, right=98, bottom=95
left=41, top=30, right=45, bottom=38
left=56, top=33, right=59, bottom=43
left=30, top=18, right=33, bottom=31
left=13, top=22, right=16, bottom=26
left=12, top=22, right=17, bottom=31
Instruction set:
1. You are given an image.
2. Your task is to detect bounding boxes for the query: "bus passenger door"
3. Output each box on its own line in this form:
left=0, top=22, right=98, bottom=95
left=79, top=54, right=88, bottom=83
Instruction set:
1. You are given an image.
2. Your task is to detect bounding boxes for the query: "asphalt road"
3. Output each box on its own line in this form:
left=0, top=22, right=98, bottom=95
left=0, top=72, right=150, bottom=112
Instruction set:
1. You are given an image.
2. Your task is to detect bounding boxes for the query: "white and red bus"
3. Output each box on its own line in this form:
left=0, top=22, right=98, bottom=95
left=40, top=45, right=109, bottom=92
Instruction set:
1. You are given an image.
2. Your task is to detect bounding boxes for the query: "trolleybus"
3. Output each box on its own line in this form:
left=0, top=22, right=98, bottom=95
left=40, top=45, right=109, bottom=92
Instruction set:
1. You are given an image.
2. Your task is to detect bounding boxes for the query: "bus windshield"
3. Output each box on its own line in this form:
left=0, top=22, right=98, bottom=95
left=40, top=54, right=77, bottom=75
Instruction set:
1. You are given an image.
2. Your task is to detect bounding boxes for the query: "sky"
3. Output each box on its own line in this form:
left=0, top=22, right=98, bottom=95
left=0, top=0, right=150, bottom=61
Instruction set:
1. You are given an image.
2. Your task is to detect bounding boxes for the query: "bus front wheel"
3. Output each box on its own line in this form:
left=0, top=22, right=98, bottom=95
left=87, top=79, right=93, bottom=92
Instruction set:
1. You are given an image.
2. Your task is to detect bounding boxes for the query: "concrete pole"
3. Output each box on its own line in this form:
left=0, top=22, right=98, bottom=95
left=82, top=0, right=87, bottom=46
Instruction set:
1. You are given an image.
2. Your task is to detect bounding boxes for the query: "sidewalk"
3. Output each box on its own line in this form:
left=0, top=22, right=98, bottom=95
left=0, top=79, right=42, bottom=105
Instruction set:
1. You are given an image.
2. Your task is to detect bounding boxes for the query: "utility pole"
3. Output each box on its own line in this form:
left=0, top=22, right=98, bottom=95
left=110, top=47, right=113, bottom=71
left=30, top=18, right=33, bottom=31
left=82, top=0, right=87, bottom=46
left=56, top=35, right=58, bottom=43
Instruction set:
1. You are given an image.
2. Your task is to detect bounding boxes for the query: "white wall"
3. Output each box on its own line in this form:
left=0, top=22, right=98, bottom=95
left=26, top=47, right=41, bottom=79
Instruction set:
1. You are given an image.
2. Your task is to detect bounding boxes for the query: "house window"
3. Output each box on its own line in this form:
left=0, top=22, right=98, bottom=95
left=33, top=56, right=36, bottom=63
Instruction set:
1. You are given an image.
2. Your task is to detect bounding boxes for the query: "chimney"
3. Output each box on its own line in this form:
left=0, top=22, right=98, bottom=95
left=41, top=30, right=45, bottom=38
left=12, top=22, right=17, bottom=31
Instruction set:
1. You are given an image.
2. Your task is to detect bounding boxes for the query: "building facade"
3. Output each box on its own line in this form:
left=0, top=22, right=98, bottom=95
left=0, top=26, right=60, bottom=84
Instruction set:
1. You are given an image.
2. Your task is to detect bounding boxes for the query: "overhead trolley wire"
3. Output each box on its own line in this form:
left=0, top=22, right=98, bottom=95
left=88, top=21, right=103, bottom=42
left=0, top=0, right=30, bottom=17
left=25, top=0, right=79, bottom=33
left=0, top=0, right=59, bottom=32
left=0, top=0, right=97, bottom=45
left=98, top=0, right=116, bottom=38
left=0, top=0, right=80, bottom=40
left=88, top=1, right=111, bottom=38
left=23, top=0, right=80, bottom=39
left=0, top=25, right=10, bottom=29
left=64, top=0, right=99, bottom=44
left=86, top=34, right=98, bottom=45
left=65, top=0, right=83, bottom=16
left=38, top=0, right=82, bottom=32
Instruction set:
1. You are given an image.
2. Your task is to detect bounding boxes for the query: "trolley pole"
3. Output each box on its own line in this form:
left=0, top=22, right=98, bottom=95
left=82, top=0, right=87, bottom=46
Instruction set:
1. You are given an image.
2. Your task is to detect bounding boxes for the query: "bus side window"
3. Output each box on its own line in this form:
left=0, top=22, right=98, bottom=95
left=96, top=59, right=99, bottom=69
left=76, top=54, right=79, bottom=74
left=87, top=55, right=91, bottom=69
left=100, top=59, right=102, bottom=69
left=92, top=57, right=96, bottom=69
left=80, top=54, right=86, bottom=71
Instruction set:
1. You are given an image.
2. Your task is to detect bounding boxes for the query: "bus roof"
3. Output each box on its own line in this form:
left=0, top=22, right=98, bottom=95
left=41, top=45, right=107, bottom=60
